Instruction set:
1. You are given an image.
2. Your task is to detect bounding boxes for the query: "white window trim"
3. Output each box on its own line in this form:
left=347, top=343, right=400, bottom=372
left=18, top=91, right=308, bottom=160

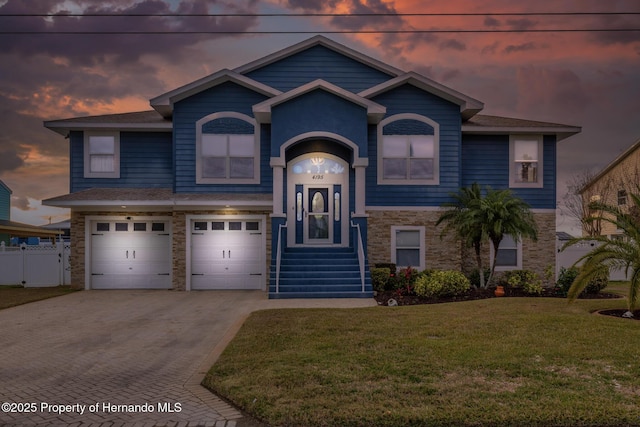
left=490, top=235, right=523, bottom=271
left=509, top=134, right=543, bottom=188
left=84, top=131, right=120, bottom=178
left=391, top=225, right=425, bottom=271
left=377, top=113, right=440, bottom=186
left=196, top=112, right=259, bottom=184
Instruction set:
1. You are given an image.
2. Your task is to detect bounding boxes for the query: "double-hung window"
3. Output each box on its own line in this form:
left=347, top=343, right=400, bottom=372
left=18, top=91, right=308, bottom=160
left=201, top=134, right=255, bottom=180
left=510, top=135, right=543, bottom=188
left=391, top=226, right=425, bottom=270
left=490, top=234, right=522, bottom=271
left=196, top=112, right=259, bottom=184
left=84, top=132, right=120, bottom=178
left=382, top=135, right=435, bottom=180
left=378, top=114, right=440, bottom=185
left=618, top=190, right=627, bottom=206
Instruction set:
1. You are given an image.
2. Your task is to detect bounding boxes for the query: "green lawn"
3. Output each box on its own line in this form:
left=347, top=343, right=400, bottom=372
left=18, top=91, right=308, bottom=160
left=0, top=285, right=78, bottom=310
left=204, top=285, right=640, bottom=426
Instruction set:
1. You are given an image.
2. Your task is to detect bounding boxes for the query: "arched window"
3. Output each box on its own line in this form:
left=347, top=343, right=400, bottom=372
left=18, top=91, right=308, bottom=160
left=377, top=113, right=439, bottom=185
left=195, top=112, right=259, bottom=184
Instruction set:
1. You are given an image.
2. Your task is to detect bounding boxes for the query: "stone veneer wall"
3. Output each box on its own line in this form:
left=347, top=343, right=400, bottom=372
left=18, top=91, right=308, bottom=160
left=461, top=211, right=556, bottom=283
left=367, top=209, right=462, bottom=271
left=69, top=210, right=85, bottom=289
left=70, top=210, right=271, bottom=291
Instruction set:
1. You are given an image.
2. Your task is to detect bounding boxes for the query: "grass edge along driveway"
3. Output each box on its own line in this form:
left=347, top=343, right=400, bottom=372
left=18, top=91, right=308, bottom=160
left=205, top=289, right=640, bottom=427
left=0, top=285, right=78, bottom=310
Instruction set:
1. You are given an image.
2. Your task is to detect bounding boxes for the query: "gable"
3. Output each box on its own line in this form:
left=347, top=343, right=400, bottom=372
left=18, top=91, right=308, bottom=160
left=243, top=44, right=395, bottom=93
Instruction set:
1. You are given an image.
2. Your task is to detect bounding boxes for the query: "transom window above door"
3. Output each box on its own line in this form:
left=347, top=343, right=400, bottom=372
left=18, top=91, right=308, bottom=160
left=291, top=157, right=346, bottom=175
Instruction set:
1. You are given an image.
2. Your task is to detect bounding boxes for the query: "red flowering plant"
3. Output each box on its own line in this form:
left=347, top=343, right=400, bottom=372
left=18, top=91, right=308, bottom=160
left=395, top=267, right=419, bottom=296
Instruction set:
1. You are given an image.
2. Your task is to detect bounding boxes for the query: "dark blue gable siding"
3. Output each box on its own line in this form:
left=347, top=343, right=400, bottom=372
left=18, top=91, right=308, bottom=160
left=245, top=45, right=394, bottom=93
left=461, top=134, right=556, bottom=209
left=271, top=89, right=368, bottom=157
left=70, top=131, right=173, bottom=193
left=173, top=81, right=272, bottom=193
left=366, top=84, right=462, bottom=206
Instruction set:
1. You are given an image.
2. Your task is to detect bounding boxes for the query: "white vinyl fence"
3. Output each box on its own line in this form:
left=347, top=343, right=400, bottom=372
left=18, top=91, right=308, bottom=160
left=556, top=239, right=631, bottom=281
left=0, top=241, right=71, bottom=287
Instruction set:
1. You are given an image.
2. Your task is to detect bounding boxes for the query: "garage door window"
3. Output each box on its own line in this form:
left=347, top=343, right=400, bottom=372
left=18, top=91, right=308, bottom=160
left=134, top=223, right=147, bottom=232
left=193, top=220, right=262, bottom=232
left=115, top=223, right=128, bottom=232
left=194, top=222, right=208, bottom=231
left=152, top=223, right=165, bottom=232
left=96, top=222, right=109, bottom=232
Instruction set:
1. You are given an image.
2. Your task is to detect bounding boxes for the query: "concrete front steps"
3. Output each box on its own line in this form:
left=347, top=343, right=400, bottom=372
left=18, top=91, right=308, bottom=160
left=269, top=247, right=373, bottom=299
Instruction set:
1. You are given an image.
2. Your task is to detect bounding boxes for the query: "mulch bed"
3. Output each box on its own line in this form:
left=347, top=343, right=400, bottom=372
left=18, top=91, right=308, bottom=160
left=373, top=288, right=633, bottom=319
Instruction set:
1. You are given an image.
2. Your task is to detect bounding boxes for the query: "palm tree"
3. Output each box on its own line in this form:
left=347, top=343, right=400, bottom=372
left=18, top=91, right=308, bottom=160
left=436, top=183, right=487, bottom=287
left=563, top=192, right=640, bottom=311
left=437, top=183, right=538, bottom=288
left=481, top=186, right=538, bottom=285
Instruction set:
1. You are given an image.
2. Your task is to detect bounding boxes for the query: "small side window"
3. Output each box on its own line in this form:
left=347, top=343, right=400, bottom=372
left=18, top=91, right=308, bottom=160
left=84, top=132, right=120, bottom=178
left=510, top=135, right=543, bottom=188
left=391, top=226, right=425, bottom=270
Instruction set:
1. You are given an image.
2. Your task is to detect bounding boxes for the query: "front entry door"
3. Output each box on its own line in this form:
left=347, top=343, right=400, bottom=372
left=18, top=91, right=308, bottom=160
left=287, top=152, right=349, bottom=247
left=305, top=186, right=332, bottom=244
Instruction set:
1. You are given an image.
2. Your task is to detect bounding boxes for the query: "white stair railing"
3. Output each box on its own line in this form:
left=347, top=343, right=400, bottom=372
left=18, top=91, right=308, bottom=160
left=350, top=221, right=365, bottom=292
left=275, top=222, right=287, bottom=294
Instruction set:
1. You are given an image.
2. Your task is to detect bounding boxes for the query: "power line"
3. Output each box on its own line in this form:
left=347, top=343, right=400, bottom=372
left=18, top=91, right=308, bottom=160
left=1, top=12, right=640, bottom=17
left=1, top=29, right=638, bottom=35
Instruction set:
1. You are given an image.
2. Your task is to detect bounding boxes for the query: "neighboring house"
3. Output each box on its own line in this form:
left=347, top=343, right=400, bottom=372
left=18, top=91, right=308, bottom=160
left=43, top=36, right=580, bottom=297
left=0, top=180, right=11, bottom=244
left=0, top=179, right=62, bottom=244
left=579, top=137, right=640, bottom=238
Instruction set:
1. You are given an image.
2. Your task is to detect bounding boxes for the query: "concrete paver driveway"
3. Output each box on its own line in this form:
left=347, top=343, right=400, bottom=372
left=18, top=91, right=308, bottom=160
left=0, top=290, right=376, bottom=427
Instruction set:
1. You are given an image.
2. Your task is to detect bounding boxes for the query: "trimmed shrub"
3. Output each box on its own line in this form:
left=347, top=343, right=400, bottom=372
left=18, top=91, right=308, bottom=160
left=500, top=270, right=543, bottom=295
left=556, top=267, right=579, bottom=296
left=370, top=268, right=390, bottom=292
left=584, top=265, right=609, bottom=294
left=556, top=266, right=609, bottom=296
left=414, top=270, right=471, bottom=298
left=374, top=263, right=397, bottom=276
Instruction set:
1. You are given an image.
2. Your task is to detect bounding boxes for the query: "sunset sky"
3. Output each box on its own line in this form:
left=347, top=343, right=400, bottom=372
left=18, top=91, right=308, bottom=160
left=1, top=0, right=639, bottom=233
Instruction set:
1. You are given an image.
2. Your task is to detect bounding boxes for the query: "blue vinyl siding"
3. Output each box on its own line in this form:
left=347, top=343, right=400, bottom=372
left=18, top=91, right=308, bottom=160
left=271, top=90, right=368, bottom=157
left=173, top=81, right=272, bottom=193
left=461, top=134, right=556, bottom=209
left=366, top=84, right=462, bottom=206
left=70, top=131, right=173, bottom=192
left=245, top=45, right=393, bottom=93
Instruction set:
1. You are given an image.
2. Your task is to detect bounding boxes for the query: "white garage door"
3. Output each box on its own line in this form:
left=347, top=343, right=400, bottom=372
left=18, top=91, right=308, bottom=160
left=90, top=219, right=172, bottom=289
left=190, top=218, right=264, bottom=290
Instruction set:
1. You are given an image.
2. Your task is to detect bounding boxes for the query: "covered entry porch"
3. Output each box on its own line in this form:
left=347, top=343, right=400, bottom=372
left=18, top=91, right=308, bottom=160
left=269, top=135, right=372, bottom=298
